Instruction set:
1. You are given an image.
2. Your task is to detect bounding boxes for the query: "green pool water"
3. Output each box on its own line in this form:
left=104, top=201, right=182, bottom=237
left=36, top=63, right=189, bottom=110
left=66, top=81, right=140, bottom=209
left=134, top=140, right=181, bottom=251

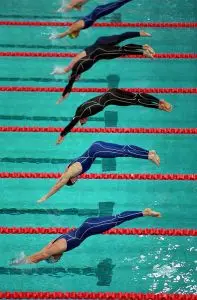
left=0, top=0, right=196, bottom=295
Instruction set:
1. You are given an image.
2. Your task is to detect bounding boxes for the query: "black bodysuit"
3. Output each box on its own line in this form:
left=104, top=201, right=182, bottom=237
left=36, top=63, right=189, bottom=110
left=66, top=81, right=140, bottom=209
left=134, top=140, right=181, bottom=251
left=62, top=32, right=143, bottom=96
left=60, top=88, right=160, bottom=137
left=84, top=31, right=140, bottom=56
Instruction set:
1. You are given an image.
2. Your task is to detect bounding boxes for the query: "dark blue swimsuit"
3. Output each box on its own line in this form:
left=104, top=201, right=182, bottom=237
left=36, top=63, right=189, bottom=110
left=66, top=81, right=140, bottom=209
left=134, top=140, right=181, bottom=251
left=55, top=211, right=143, bottom=252
left=82, top=0, right=133, bottom=29
left=84, top=31, right=140, bottom=56
left=70, top=141, right=149, bottom=174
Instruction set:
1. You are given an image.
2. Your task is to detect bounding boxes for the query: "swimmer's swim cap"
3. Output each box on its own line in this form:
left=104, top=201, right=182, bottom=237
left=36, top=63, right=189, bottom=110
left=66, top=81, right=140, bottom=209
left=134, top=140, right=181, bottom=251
left=69, top=33, right=77, bottom=39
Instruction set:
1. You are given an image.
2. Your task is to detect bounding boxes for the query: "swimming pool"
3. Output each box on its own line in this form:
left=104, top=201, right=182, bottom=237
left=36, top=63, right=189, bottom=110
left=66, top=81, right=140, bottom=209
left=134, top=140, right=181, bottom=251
left=0, top=0, right=196, bottom=296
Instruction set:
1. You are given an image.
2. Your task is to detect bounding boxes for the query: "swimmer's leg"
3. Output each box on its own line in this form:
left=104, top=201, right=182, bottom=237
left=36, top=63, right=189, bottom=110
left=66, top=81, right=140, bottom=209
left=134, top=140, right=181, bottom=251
left=89, top=141, right=149, bottom=159
left=93, top=0, right=132, bottom=20
left=79, top=209, right=161, bottom=239
left=96, top=31, right=151, bottom=48
left=137, top=93, right=172, bottom=112
left=83, top=0, right=133, bottom=28
left=96, top=32, right=141, bottom=47
left=136, top=93, right=160, bottom=108
left=121, top=44, right=155, bottom=58
left=136, top=93, right=172, bottom=112
left=88, top=141, right=160, bottom=166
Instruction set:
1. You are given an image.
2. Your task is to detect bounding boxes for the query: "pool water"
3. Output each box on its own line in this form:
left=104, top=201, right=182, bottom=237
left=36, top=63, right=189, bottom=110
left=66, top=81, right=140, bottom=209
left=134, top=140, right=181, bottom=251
left=0, top=0, right=197, bottom=295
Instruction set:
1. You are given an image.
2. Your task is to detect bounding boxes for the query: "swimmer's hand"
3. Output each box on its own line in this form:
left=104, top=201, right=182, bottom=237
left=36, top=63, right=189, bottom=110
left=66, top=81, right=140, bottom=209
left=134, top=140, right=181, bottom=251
left=10, top=252, right=28, bottom=266
left=56, top=93, right=69, bottom=104
left=51, top=67, right=66, bottom=75
left=140, top=31, right=152, bottom=37
left=49, top=33, right=60, bottom=40
left=37, top=195, right=47, bottom=203
left=57, top=7, right=65, bottom=12
left=56, top=135, right=64, bottom=145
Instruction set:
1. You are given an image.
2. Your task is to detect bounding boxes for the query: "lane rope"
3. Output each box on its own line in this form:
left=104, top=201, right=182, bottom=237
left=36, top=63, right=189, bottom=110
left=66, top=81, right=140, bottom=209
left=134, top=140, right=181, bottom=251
left=1, top=52, right=197, bottom=59
left=0, top=20, right=197, bottom=27
left=0, top=87, right=196, bottom=93
left=0, top=126, right=197, bottom=134
left=0, top=172, right=196, bottom=180
left=0, top=291, right=196, bottom=299
left=0, top=227, right=196, bottom=236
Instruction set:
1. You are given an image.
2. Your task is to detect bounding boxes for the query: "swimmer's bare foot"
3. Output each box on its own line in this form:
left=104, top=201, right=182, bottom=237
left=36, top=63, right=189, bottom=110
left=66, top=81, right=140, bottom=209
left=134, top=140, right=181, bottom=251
left=56, top=135, right=64, bottom=145
left=140, top=31, right=152, bottom=37
left=143, top=44, right=155, bottom=55
left=144, top=50, right=154, bottom=59
left=159, top=100, right=172, bottom=112
left=143, top=208, right=161, bottom=217
left=148, top=150, right=160, bottom=166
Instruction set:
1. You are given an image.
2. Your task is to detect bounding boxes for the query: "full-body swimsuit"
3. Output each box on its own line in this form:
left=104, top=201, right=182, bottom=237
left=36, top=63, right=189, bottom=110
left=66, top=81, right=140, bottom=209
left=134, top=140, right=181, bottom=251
left=54, top=210, right=143, bottom=252
left=81, top=0, right=133, bottom=29
left=84, top=31, right=141, bottom=55
left=62, top=43, right=144, bottom=97
left=60, top=89, right=160, bottom=137
left=66, top=141, right=149, bottom=186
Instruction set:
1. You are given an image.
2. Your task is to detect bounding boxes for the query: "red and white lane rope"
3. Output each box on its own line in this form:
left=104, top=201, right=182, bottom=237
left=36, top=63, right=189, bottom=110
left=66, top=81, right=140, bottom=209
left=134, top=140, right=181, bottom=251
left=0, top=126, right=196, bottom=134
left=0, top=87, right=196, bottom=93
left=0, top=227, right=196, bottom=236
left=0, top=20, right=197, bottom=27
left=1, top=52, right=197, bottom=59
left=0, top=291, right=196, bottom=299
left=0, top=172, right=196, bottom=180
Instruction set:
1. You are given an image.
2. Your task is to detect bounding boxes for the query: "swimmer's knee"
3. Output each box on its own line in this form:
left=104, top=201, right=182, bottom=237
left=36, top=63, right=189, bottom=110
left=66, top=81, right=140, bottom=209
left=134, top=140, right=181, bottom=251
left=89, top=141, right=103, bottom=154
left=92, top=141, right=102, bottom=146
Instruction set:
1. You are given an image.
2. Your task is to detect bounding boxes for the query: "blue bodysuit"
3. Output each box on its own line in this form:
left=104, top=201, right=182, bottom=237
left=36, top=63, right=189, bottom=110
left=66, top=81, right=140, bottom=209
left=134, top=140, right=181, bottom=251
left=82, top=0, right=133, bottom=29
left=69, top=141, right=149, bottom=175
left=54, top=211, right=143, bottom=252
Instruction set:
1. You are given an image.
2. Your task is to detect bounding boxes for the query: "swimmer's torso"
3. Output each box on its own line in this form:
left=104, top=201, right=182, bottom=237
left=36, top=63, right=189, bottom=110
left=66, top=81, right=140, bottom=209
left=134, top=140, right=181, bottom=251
left=54, top=211, right=143, bottom=252
left=73, top=45, right=123, bottom=72
left=79, top=88, right=137, bottom=111
left=68, top=140, right=149, bottom=175
left=69, top=142, right=99, bottom=174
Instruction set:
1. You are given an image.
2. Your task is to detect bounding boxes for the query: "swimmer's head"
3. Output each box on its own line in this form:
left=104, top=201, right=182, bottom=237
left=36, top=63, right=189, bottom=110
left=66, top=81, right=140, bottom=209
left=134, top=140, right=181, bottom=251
left=80, top=117, right=88, bottom=125
left=69, top=31, right=80, bottom=39
left=66, top=176, right=78, bottom=186
left=46, top=253, right=63, bottom=264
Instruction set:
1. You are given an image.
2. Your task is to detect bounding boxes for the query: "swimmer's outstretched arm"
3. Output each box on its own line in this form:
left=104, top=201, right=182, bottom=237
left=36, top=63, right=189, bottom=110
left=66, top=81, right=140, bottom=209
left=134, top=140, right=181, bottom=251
left=49, top=20, right=84, bottom=40
left=56, top=69, right=78, bottom=104
left=37, top=163, right=82, bottom=203
left=10, top=240, right=66, bottom=265
left=51, top=51, right=86, bottom=75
